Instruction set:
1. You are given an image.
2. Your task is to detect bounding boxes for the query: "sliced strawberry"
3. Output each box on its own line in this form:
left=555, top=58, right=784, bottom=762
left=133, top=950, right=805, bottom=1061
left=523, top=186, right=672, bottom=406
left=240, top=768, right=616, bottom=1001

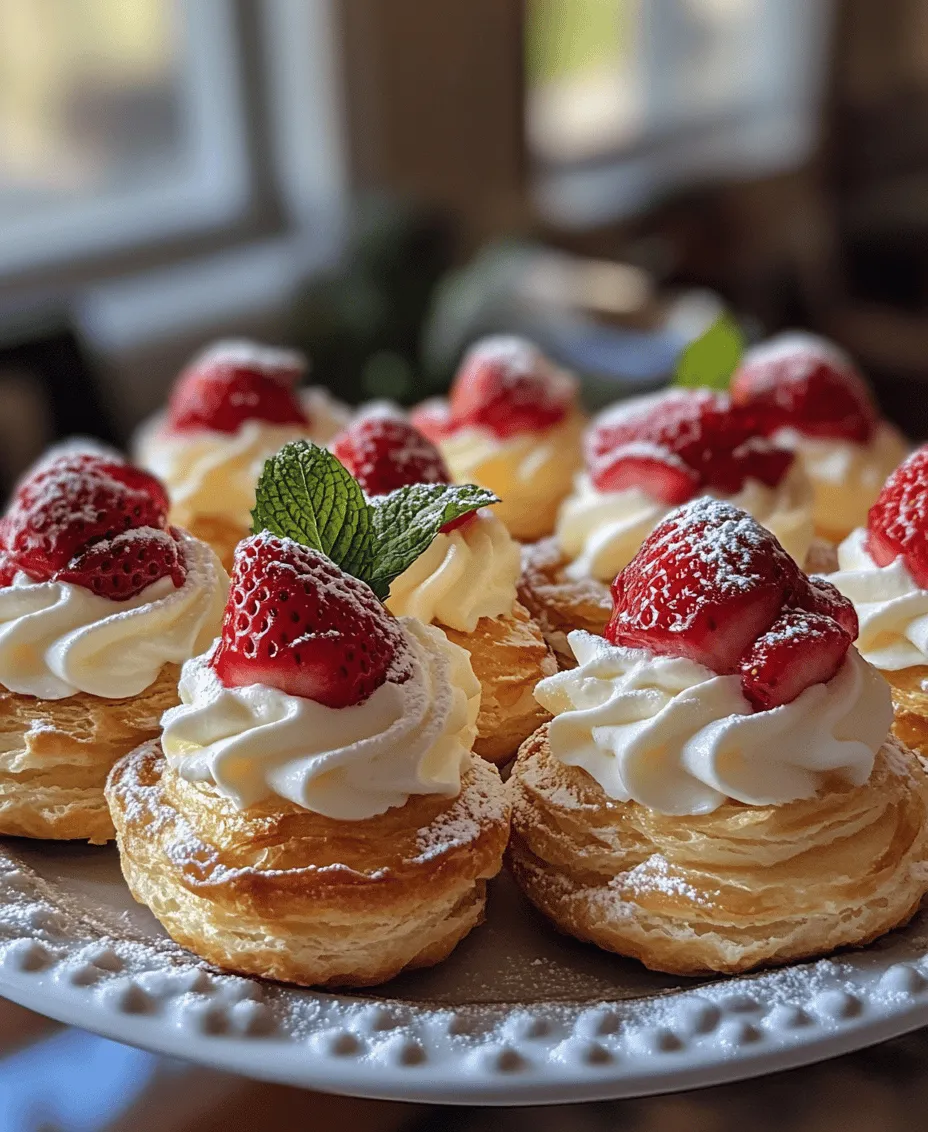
left=605, top=498, right=802, bottom=672
left=4, top=456, right=170, bottom=581
left=409, top=399, right=454, bottom=442
left=789, top=575, right=859, bottom=639
left=739, top=610, right=851, bottom=710
left=588, top=390, right=794, bottom=500
left=592, top=447, right=699, bottom=504
left=866, top=446, right=928, bottom=586
left=166, top=340, right=309, bottom=435
left=447, top=336, right=576, bottom=439
left=211, top=533, right=411, bottom=708
left=731, top=335, right=877, bottom=443
left=57, top=528, right=187, bottom=600
left=331, top=413, right=451, bottom=496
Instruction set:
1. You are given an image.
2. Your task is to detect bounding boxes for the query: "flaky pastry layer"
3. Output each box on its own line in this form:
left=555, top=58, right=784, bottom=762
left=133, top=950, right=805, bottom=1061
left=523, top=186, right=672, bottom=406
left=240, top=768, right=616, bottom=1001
left=882, top=666, right=928, bottom=759
left=517, top=538, right=612, bottom=668
left=106, top=741, right=510, bottom=987
left=0, top=665, right=181, bottom=844
left=443, top=602, right=556, bottom=764
left=507, top=725, right=928, bottom=976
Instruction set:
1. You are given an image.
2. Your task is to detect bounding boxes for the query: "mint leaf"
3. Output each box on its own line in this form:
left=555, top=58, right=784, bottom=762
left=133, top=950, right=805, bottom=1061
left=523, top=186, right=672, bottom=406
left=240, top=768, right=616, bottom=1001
left=366, top=483, right=499, bottom=599
left=674, top=312, right=745, bottom=391
left=251, top=441, right=372, bottom=577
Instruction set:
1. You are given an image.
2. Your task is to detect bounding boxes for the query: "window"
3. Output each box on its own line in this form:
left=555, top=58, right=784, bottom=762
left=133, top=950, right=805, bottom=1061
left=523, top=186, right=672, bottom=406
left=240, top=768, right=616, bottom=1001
left=526, top=0, right=835, bottom=225
left=0, top=0, right=251, bottom=277
left=0, top=0, right=344, bottom=283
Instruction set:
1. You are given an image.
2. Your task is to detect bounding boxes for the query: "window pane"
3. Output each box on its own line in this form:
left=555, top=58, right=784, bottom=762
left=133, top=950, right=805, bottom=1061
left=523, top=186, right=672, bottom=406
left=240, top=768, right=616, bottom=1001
left=0, top=0, right=183, bottom=218
left=525, top=0, right=644, bottom=163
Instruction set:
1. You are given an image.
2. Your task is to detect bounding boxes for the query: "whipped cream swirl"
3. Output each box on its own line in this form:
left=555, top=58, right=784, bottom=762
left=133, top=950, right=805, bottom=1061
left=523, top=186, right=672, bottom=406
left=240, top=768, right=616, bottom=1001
left=135, top=418, right=313, bottom=529
left=774, top=421, right=908, bottom=538
left=436, top=410, right=585, bottom=539
left=0, top=532, right=227, bottom=700
left=386, top=509, right=520, bottom=632
left=534, top=631, right=891, bottom=814
left=162, top=618, right=481, bottom=820
left=557, top=461, right=814, bottom=582
left=829, top=528, right=928, bottom=671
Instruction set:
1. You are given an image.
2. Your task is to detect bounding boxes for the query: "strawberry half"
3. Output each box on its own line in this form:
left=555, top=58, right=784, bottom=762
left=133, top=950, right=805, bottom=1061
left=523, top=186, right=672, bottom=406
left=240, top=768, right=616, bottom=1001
left=739, top=610, right=851, bottom=711
left=0, top=446, right=186, bottom=600
left=409, top=399, right=454, bottom=443
left=211, top=533, right=411, bottom=708
left=331, top=413, right=451, bottom=496
left=866, top=445, right=928, bottom=587
left=730, top=335, right=877, bottom=443
left=331, top=412, right=475, bottom=534
left=166, top=340, right=309, bottom=435
left=447, top=336, right=576, bottom=439
left=604, top=497, right=855, bottom=707
left=57, top=528, right=187, bottom=600
left=587, top=390, right=794, bottom=504
left=4, top=453, right=170, bottom=580
left=605, top=498, right=801, bottom=672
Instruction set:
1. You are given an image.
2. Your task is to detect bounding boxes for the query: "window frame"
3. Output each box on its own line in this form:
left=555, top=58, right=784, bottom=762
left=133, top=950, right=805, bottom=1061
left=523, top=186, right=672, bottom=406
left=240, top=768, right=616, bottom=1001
left=0, top=0, right=347, bottom=293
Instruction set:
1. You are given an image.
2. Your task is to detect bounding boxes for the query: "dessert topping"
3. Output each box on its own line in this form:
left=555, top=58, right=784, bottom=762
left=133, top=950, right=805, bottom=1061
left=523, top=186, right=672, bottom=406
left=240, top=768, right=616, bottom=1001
left=731, top=335, right=877, bottom=443
left=587, top=390, right=793, bottom=504
left=166, top=340, right=309, bottom=434
left=605, top=498, right=857, bottom=708
left=867, top=445, right=928, bottom=587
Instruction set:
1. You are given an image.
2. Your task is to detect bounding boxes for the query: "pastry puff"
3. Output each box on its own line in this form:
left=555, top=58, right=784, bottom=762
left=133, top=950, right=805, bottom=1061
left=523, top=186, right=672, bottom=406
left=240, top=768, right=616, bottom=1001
left=519, top=537, right=843, bottom=669
left=881, top=666, right=928, bottom=758
left=106, top=741, right=510, bottom=988
left=508, top=725, right=928, bottom=976
left=0, top=665, right=180, bottom=845
left=443, top=603, right=557, bottom=764
left=517, top=538, right=612, bottom=668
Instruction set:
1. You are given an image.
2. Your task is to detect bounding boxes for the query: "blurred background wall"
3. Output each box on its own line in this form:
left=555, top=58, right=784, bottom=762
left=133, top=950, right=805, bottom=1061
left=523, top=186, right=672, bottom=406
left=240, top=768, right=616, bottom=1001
left=0, top=0, right=927, bottom=489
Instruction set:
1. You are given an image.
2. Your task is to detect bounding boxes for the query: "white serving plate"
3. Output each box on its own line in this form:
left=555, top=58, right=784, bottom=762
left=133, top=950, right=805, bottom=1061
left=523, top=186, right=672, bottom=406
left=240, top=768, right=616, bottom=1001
left=0, top=837, right=927, bottom=1106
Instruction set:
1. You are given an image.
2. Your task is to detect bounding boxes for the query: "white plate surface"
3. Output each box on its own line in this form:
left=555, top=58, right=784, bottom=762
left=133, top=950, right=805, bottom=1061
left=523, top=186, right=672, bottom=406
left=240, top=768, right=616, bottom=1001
left=0, top=838, right=928, bottom=1105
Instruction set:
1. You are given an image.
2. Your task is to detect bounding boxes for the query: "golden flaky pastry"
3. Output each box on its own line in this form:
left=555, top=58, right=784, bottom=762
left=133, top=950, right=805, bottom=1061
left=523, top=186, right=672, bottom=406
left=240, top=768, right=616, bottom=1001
left=106, top=741, right=510, bottom=988
left=517, top=537, right=612, bottom=667
left=0, top=665, right=180, bottom=845
left=507, top=725, right=928, bottom=976
left=443, top=602, right=557, bottom=764
left=882, top=665, right=928, bottom=758
left=178, top=514, right=245, bottom=574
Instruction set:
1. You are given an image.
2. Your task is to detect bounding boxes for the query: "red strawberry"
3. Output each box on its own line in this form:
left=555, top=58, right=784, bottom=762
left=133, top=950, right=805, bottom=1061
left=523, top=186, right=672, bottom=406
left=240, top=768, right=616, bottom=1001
left=739, top=610, right=851, bottom=711
left=166, top=340, right=309, bottom=435
left=605, top=498, right=854, bottom=708
left=409, top=400, right=454, bottom=442
left=332, top=412, right=476, bottom=535
left=730, top=335, right=877, bottom=443
left=605, top=498, right=801, bottom=672
left=57, top=528, right=187, bottom=600
left=866, top=446, right=928, bottom=586
left=447, top=336, right=576, bottom=439
left=331, top=413, right=451, bottom=496
left=4, top=455, right=170, bottom=581
left=592, top=447, right=699, bottom=504
left=588, top=391, right=794, bottom=504
left=211, top=533, right=411, bottom=708
left=789, top=575, right=859, bottom=639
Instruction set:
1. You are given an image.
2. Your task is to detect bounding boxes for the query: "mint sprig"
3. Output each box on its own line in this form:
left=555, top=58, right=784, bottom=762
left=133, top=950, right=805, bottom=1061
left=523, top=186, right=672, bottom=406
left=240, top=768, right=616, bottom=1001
left=674, top=312, right=745, bottom=391
left=251, top=441, right=499, bottom=599
left=252, top=442, right=373, bottom=579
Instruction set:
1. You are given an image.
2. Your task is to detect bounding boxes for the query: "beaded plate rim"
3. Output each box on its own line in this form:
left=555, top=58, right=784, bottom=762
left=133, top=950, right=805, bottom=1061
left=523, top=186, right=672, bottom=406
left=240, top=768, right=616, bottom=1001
left=1, top=841, right=928, bottom=1105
